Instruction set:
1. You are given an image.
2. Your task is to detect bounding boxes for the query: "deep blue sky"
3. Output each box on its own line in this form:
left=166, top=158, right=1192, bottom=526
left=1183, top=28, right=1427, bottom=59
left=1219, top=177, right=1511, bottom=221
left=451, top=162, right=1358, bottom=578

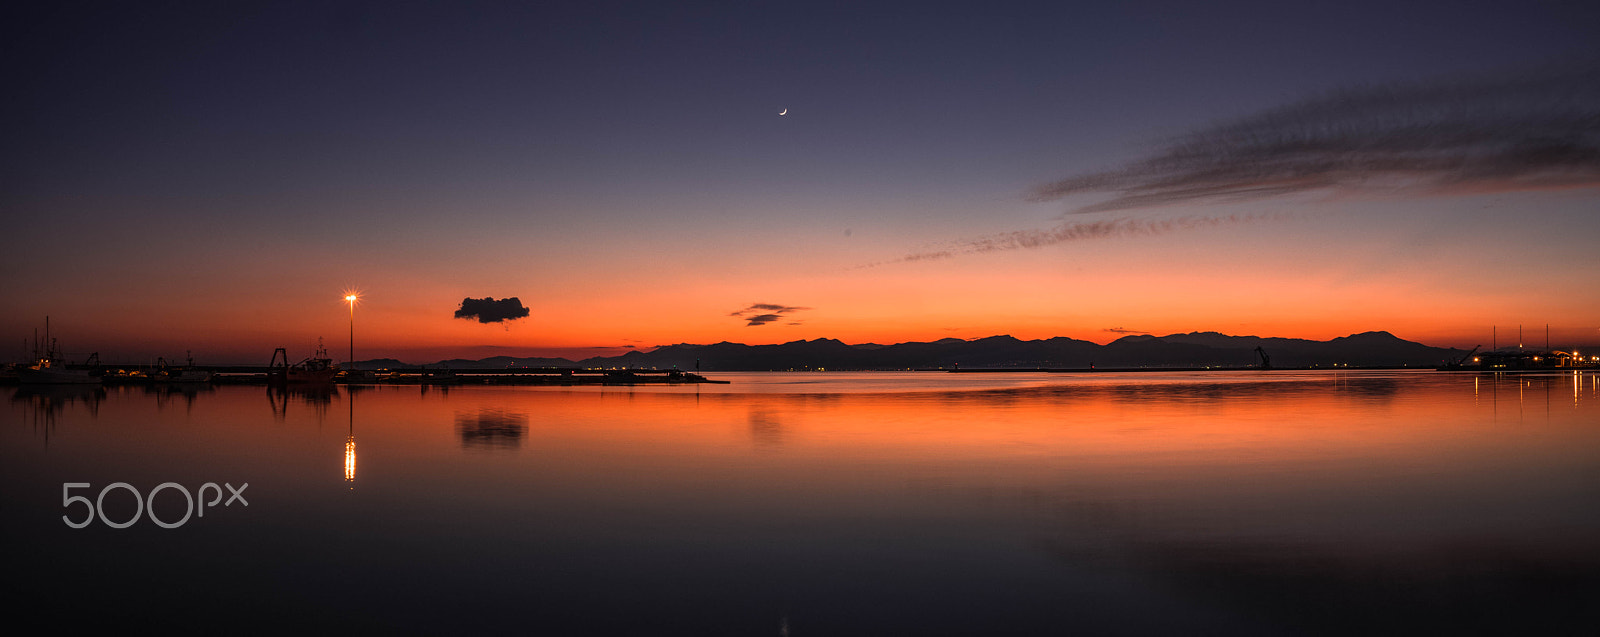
left=5, top=1, right=1598, bottom=362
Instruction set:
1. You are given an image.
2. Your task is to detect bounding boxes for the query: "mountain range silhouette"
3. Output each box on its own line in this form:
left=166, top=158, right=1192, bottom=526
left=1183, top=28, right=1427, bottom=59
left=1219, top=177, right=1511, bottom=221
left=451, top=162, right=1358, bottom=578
left=352, top=331, right=1468, bottom=371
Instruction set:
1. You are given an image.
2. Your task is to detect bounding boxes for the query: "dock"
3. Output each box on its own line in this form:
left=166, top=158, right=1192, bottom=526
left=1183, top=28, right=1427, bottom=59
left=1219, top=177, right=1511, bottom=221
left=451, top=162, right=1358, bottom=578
left=9, top=365, right=728, bottom=386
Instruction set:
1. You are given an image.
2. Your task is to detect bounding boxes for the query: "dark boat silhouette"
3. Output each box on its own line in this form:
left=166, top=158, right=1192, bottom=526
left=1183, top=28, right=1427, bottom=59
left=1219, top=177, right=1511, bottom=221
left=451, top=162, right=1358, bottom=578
left=18, top=317, right=100, bottom=385
left=269, top=341, right=339, bottom=384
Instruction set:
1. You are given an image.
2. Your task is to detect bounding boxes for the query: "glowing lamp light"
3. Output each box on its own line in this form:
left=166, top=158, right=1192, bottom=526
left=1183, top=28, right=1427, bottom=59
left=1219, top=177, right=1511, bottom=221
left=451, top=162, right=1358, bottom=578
left=342, top=290, right=361, bottom=365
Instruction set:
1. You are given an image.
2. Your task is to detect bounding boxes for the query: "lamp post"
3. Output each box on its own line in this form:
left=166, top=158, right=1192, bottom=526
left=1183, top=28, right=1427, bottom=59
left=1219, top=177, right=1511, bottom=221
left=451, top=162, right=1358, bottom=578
left=344, top=293, right=359, bottom=365
left=343, top=291, right=359, bottom=484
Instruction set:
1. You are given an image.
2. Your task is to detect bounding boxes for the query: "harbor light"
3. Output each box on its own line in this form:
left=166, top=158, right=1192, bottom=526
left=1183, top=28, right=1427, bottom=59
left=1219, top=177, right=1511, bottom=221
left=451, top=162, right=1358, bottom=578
left=343, top=291, right=360, bottom=365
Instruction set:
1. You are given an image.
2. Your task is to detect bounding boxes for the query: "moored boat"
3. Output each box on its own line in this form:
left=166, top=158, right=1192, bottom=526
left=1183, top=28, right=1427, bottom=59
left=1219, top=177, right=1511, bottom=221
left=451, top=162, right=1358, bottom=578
left=151, top=353, right=215, bottom=383
left=18, top=317, right=100, bottom=385
left=269, top=342, right=340, bottom=384
left=18, top=362, right=100, bottom=384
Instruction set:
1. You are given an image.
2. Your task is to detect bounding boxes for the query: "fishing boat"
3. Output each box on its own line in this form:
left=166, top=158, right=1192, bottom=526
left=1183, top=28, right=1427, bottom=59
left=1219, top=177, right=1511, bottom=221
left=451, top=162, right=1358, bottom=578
left=269, top=341, right=340, bottom=384
left=151, top=353, right=215, bottom=383
left=18, top=317, right=100, bottom=385
left=18, top=359, right=100, bottom=384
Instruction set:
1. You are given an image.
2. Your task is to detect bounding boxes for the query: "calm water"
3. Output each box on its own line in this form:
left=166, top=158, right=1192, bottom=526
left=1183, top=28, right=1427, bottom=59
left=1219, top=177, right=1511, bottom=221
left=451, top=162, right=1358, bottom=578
left=6, top=371, right=1599, bottom=634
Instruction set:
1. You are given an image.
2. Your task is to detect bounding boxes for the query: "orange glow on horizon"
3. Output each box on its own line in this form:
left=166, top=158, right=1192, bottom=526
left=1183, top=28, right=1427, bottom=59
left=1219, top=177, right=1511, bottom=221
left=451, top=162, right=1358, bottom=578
left=7, top=224, right=1597, bottom=363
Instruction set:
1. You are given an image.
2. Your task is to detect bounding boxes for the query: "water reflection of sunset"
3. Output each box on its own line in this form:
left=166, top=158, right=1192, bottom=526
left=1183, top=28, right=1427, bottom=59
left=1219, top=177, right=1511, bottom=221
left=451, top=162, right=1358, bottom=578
left=8, top=372, right=1599, bottom=633
left=236, top=375, right=1600, bottom=530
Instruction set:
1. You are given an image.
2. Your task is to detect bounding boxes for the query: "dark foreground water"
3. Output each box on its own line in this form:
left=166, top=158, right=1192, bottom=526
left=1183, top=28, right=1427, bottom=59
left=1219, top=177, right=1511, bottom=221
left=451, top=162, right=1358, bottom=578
left=6, top=371, right=1599, bottom=635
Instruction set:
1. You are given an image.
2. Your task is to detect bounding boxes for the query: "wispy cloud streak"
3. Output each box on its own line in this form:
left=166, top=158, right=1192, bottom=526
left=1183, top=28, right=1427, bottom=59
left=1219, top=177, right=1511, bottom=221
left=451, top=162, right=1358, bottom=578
left=1033, top=63, right=1600, bottom=213
left=883, top=212, right=1286, bottom=263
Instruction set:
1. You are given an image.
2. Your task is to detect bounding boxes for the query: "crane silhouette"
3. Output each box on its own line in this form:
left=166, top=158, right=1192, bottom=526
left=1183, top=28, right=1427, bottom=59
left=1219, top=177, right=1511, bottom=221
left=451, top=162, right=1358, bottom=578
left=1254, top=346, right=1272, bottom=370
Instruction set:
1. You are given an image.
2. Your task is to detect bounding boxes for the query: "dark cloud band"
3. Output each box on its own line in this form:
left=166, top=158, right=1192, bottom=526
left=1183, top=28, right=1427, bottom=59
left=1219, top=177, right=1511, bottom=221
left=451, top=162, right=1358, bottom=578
left=1033, top=62, right=1600, bottom=213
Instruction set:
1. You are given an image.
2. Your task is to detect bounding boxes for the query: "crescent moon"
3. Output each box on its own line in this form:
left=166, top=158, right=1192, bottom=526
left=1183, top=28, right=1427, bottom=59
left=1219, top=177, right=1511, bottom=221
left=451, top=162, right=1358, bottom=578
left=779, top=108, right=788, bottom=115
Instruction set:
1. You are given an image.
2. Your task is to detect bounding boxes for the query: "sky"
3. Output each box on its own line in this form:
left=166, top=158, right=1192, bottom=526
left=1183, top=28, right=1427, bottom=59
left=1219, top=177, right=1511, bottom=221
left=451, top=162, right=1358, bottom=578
left=4, top=1, right=1598, bottom=364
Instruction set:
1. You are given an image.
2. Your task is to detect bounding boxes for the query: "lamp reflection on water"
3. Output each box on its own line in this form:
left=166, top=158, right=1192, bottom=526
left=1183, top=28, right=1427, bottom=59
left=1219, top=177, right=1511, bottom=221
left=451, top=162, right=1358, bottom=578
left=345, top=435, right=356, bottom=484
left=344, top=387, right=357, bottom=485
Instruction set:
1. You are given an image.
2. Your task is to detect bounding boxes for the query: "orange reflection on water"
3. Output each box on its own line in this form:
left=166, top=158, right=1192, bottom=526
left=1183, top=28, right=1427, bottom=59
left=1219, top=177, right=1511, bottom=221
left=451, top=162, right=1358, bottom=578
left=280, top=374, right=1599, bottom=511
left=12, top=373, right=1598, bottom=509
left=344, top=436, right=356, bottom=482
left=8, top=372, right=1599, bottom=634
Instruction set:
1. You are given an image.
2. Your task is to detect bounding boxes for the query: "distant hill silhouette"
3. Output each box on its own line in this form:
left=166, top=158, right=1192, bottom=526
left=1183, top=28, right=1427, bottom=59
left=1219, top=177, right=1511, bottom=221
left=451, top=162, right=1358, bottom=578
left=347, top=355, right=577, bottom=370
left=351, top=358, right=409, bottom=369
left=350, top=331, right=1466, bottom=371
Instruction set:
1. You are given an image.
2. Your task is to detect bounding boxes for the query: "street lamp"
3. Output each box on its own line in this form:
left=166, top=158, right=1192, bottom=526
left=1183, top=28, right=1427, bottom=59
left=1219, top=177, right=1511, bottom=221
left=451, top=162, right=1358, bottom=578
left=344, top=292, right=359, bottom=366
left=343, top=291, right=360, bottom=483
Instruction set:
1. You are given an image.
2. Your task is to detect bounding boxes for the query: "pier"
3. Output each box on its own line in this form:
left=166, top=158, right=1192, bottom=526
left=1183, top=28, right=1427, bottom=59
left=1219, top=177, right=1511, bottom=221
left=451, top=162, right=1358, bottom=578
left=14, top=365, right=728, bottom=386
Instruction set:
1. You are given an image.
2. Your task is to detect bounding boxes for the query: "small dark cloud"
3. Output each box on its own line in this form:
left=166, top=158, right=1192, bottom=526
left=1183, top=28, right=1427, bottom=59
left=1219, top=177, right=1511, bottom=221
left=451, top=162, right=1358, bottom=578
left=1033, top=62, right=1600, bottom=214
left=454, top=297, right=530, bottom=323
left=1104, top=327, right=1150, bottom=335
left=729, top=303, right=806, bottom=315
left=730, top=303, right=810, bottom=327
